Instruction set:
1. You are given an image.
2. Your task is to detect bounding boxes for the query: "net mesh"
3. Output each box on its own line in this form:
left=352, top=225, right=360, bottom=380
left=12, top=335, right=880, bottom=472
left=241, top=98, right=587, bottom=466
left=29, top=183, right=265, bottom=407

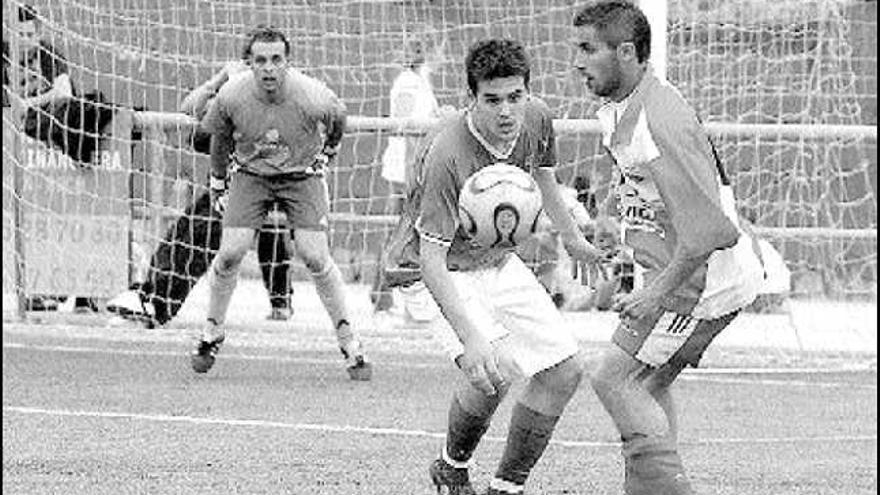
left=2, top=0, right=876, bottom=310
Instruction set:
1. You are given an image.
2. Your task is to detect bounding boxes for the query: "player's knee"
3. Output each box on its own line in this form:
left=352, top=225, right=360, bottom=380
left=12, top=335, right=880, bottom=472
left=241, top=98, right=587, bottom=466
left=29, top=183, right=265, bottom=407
left=529, top=354, right=584, bottom=401
left=301, top=252, right=330, bottom=275
left=645, top=362, right=683, bottom=394
left=214, top=248, right=247, bottom=274
left=589, top=360, right=625, bottom=397
left=456, top=385, right=505, bottom=418
left=541, top=355, right=585, bottom=397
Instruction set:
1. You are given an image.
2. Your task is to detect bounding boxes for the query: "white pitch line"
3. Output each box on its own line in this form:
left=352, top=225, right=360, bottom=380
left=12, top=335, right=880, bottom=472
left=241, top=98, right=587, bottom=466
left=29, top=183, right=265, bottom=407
left=4, top=406, right=876, bottom=448
left=1, top=341, right=446, bottom=370
left=3, top=342, right=877, bottom=388
left=678, top=375, right=877, bottom=389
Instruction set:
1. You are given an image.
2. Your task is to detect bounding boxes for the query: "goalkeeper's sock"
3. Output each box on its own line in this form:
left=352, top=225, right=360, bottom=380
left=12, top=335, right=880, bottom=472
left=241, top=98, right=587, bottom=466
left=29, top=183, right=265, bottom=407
left=206, top=257, right=240, bottom=326
left=311, top=261, right=355, bottom=348
left=492, top=403, right=560, bottom=490
left=622, top=434, right=693, bottom=495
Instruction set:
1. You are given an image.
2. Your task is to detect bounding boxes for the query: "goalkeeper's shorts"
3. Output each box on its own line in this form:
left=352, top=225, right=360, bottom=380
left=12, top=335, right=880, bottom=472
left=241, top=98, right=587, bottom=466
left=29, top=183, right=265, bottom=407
left=224, top=172, right=329, bottom=231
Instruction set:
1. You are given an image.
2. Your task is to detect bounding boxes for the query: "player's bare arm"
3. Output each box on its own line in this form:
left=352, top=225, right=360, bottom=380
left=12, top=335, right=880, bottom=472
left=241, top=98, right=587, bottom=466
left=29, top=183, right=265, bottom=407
left=420, top=240, right=504, bottom=396
left=612, top=251, right=711, bottom=319
left=613, top=198, right=738, bottom=319
left=533, top=167, right=601, bottom=264
left=180, top=61, right=246, bottom=116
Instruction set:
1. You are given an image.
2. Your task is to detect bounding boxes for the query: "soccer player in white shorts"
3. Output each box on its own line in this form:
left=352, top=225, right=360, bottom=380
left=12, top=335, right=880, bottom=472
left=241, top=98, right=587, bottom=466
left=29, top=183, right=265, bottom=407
left=406, top=39, right=601, bottom=495
left=572, top=2, right=765, bottom=493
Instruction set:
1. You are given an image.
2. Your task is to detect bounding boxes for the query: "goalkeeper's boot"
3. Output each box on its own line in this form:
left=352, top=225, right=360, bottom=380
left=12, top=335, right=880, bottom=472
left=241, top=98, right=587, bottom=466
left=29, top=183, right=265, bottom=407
left=191, top=321, right=225, bottom=374
left=429, top=458, right=476, bottom=495
left=267, top=306, right=292, bottom=321
left=340, top=339, right=372, bottom=381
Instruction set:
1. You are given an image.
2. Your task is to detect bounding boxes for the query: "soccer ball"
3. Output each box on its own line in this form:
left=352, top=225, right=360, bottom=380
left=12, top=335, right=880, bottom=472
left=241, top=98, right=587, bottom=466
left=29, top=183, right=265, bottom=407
left=458, top=164, right=543, bottom=249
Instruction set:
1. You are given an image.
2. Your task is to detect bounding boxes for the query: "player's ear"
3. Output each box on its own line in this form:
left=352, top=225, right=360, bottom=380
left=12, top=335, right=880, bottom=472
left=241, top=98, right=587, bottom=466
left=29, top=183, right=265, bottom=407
left=466, top=91, right=476, bottom=109
left=616, top=42, right=637, bottom=63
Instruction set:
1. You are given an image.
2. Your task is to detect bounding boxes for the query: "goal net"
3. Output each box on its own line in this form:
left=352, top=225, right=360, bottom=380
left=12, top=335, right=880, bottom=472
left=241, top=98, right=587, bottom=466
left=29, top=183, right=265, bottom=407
left=2, top=0, right=876, bottom=357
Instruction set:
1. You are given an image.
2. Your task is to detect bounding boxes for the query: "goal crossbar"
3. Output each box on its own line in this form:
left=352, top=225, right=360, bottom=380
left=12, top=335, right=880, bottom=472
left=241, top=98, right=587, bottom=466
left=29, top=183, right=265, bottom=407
left=133, top=111, right=878, bottom=141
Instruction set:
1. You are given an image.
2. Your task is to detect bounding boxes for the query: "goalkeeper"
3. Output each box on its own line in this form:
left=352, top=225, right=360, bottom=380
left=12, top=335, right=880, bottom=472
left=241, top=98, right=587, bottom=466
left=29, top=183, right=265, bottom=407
left=190, top=25, right=371, bottom=380
left=107, top=48, right=293, bottom=327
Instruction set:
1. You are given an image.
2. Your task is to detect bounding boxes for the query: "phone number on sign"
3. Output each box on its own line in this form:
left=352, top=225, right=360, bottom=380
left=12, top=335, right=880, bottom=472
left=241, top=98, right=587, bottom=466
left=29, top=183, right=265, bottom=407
left=26, top=265, right=124, bottom=295
left=21, top=215, right=127, bottom=246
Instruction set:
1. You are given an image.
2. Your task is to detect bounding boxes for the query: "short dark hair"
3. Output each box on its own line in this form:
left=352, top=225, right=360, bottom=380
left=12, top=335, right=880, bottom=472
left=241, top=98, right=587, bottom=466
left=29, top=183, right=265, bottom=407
left=243, top=25, right=290, bottom=59
left=465, top=38, right=530, bottom=95
left=18, top=4, right=39, bottom=22
left=573, top=1, right=651, bottom=63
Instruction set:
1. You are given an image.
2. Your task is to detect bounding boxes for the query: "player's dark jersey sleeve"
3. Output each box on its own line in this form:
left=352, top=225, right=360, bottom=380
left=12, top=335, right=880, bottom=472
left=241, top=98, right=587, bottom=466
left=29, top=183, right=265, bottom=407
left=646, top=104, right=739, bottom=259
left=414, top=146, right=459, bottom=247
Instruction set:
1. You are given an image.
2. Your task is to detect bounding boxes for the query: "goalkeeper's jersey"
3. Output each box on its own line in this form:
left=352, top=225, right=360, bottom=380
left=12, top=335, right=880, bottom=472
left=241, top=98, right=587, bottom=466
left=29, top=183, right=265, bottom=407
left=596, top=69, right=764, bottom=319
left=202, top=69, right=345, bottom=177
left=411, top=97, right=557, bottom=272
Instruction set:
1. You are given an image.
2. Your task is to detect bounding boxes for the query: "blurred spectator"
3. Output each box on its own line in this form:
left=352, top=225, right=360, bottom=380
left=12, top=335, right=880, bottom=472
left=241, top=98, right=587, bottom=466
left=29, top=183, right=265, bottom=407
left=5, top=4, right=105, bottom=312
left=518, top=185, right=635, bottom=312
left=7, top=4, right=74, bottom=129
left=573, top=174, right=598, bottom=218
left=7, top=4, right=115, bottom=164
left=372, top=34, right=454, bottom=312
left=380, top=36, right=451, bottom=214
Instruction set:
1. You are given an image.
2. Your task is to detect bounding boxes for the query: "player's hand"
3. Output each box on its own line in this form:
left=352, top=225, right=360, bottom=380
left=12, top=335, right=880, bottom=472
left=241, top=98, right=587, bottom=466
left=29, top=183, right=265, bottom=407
left=561, top=232, right=602, bottom=265
left=209, top=175, right=229, bottom=214
left=305, top=144, right=339, bottom=177
left=611, top=288, right=661, bottom=321
left=456, top=335, right=505, bottom=396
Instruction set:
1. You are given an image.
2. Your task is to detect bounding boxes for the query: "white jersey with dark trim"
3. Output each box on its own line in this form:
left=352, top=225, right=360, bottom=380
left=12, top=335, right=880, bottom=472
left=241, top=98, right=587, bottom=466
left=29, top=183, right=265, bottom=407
left=596, top=69, right=764, bottom=318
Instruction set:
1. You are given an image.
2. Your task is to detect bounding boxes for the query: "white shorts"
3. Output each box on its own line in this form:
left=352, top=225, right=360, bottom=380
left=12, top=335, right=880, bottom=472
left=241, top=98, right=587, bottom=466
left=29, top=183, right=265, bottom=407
left=430, top=254, right=580, bottom=379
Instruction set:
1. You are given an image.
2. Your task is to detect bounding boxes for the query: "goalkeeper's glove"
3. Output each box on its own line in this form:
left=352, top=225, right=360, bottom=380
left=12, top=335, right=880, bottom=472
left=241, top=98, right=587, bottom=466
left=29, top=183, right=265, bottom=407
left=209, top=175, right=229, bottom=215
left=305, top=144, right=340, bottom=177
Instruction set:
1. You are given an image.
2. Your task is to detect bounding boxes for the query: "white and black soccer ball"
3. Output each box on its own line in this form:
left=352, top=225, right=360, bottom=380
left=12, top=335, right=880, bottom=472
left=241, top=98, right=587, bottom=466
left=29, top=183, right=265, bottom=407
left=458, top=164, right=543, bottom=249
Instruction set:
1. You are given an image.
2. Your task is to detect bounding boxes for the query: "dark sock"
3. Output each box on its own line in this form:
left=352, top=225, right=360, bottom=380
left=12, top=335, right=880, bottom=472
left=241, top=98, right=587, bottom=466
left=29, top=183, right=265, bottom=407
left=623, top=434, right=693, bottom=495
left=493, top=403, right=560, bottom=488
left=445, top=395, right=494, bottom=465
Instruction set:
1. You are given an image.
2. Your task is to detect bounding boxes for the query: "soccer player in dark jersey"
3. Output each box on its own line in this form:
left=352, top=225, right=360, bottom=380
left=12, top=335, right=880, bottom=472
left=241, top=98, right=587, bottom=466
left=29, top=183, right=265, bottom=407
left=572, top=2, right=765, bottom=493
left=194, top=26, right=371, bottom=380
left=107, top=47, right=294, bottom=326
left=401, top=38, right=600, bottom=495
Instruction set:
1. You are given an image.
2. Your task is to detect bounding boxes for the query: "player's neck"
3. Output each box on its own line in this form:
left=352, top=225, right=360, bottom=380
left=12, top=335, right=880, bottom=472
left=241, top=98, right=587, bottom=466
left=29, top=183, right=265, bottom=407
left=466, top=112, right=519, bottom=160
left=255, top=79, right=286, bottom=104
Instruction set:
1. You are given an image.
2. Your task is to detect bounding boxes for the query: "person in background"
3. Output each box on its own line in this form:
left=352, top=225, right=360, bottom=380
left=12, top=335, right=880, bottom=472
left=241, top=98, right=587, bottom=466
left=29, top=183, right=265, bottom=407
left=5, top=3, right=100, bottom=313
left=372, top=35, right=455, bottom=313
